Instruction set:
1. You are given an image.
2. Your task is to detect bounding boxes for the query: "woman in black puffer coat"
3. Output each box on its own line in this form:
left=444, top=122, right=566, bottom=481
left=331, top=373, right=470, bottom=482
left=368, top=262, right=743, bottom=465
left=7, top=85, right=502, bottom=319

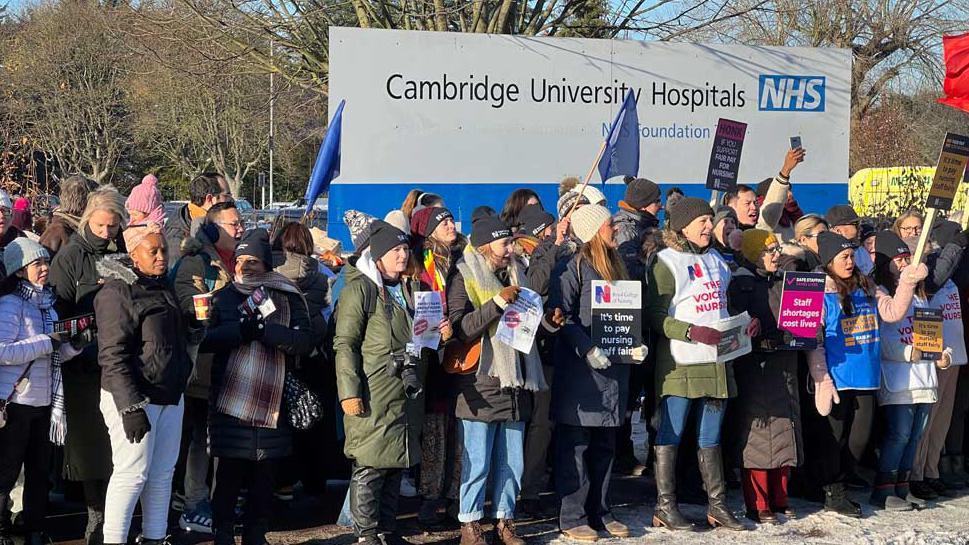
left=201, top=229, right=314, bottom=545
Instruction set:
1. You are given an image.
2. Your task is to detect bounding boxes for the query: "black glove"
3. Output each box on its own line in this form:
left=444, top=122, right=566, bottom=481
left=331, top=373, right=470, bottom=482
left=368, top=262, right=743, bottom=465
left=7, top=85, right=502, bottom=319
left=239, top=316, right=265, bottom=342
left=69, top=329, right=95, bottom=351
left=401, top=366, right=423, bottom=400
left=47, top=331, right=71, bottom=348
left=122, top=408, right=151, bottom=444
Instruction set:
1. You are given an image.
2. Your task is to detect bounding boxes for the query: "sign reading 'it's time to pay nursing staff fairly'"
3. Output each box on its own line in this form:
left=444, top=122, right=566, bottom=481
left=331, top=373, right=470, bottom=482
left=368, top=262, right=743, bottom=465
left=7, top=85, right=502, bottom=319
left=591, top=281, right=643, bottom=364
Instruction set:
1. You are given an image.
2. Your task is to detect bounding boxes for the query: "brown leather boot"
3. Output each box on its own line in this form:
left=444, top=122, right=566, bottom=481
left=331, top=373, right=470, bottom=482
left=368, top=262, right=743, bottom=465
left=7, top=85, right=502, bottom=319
left=494, top=519, right=524, bottom=545
left=460, top=521, right=486, bottom=545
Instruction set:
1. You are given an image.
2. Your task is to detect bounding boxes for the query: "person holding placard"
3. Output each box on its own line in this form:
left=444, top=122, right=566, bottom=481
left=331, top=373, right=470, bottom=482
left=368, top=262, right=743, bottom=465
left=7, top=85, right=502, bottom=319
left=548, top=204, right=643, bottom=542
left=409, top=206, right=462, bottom=525
left=805, top=231, right=926, bottom=518
left=726, top=230, right=802, bottom=524
left=446, top=214, right=558, bottom=545
left=869, top=231, right=951, bottom=511
left=645, top=197, right=759, bottom=532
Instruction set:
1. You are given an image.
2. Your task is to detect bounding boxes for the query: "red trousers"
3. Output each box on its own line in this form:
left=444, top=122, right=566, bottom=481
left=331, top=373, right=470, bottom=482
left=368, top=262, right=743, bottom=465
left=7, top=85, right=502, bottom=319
left=741, top=467, right=789, bottom=511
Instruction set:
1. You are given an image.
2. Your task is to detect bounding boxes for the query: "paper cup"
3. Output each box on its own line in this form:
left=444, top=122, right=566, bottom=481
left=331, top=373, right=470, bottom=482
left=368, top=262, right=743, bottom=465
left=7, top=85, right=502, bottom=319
left=193, top=293, right=213, bottom=321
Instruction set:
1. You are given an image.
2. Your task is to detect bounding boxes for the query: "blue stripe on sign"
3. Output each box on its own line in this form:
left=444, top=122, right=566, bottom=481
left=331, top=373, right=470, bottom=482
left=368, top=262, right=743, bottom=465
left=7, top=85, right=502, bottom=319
left=328, top=182, right=848, bottom=249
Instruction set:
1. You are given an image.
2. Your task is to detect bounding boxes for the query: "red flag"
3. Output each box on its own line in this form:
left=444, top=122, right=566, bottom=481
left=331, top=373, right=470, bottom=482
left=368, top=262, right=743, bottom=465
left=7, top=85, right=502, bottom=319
left=939, top=31, right=969, bottom=113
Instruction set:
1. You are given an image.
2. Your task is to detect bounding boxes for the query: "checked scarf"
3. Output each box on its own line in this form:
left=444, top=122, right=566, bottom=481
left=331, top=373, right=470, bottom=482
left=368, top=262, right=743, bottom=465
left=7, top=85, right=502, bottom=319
left=215, top=272, right=303, bottom=428
left=16, top=281, right=66, bottom=445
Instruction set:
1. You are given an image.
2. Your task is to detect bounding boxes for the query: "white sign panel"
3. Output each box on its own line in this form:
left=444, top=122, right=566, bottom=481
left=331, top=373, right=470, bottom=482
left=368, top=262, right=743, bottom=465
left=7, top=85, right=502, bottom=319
left=329, top=27, right=851, bottom=186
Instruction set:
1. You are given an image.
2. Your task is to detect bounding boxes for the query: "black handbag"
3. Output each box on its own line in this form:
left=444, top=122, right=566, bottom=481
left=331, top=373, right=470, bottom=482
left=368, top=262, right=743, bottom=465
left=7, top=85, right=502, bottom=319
left=283, top=372, right=323, bottom=430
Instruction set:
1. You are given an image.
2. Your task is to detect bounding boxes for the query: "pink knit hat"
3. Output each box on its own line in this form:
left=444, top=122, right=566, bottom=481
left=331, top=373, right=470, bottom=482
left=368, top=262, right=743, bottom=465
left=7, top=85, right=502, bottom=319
left=13, top=197, right=29, bottom=212
left=126, top=174, right=166, bottom=225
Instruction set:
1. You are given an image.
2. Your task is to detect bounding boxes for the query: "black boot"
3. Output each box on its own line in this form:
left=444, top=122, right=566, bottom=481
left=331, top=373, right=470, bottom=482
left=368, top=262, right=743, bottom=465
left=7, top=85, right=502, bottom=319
left=823, top=483, right=862, bottom=518
left=651, top=445, right=693, bottom=531
left=697, top=447, right=745, bottom=531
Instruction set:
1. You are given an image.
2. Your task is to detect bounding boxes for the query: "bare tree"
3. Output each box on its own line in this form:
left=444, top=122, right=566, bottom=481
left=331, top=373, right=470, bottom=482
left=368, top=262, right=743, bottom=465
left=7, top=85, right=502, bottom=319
left=4, top=2, right=133, bottom=183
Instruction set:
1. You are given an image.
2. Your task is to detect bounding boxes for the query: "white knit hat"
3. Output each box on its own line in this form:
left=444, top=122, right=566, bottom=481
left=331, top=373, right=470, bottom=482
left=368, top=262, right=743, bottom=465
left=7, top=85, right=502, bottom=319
left=571, top=204, right=613, bottom=243
left=384, top=209, right=412, bottom=235
left=581, top=185, right=607, bottom=206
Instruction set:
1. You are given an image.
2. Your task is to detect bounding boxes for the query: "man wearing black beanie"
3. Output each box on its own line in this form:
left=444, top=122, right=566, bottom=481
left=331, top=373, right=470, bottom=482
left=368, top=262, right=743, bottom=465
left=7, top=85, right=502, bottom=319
left=614, top=178, right=661, bottom=282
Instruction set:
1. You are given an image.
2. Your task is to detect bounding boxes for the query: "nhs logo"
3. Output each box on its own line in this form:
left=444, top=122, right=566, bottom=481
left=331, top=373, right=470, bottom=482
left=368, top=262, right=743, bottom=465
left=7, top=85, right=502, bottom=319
left=758, top=75, right=825, bottom=112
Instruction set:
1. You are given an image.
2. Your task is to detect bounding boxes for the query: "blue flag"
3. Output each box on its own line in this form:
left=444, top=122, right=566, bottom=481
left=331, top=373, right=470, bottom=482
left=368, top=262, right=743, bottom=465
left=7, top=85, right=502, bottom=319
left=304, top=99, right=345, bottom=209
left=597, top=90, right=639, bottom=183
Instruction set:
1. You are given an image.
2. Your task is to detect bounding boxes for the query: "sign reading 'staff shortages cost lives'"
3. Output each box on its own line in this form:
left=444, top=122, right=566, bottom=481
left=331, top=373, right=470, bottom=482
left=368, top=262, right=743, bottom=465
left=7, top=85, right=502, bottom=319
left=591, top=281, right=642, bottom=364
left=778, top=271, right=826, bottom=349
left=927, top=132, right=969, bottom=210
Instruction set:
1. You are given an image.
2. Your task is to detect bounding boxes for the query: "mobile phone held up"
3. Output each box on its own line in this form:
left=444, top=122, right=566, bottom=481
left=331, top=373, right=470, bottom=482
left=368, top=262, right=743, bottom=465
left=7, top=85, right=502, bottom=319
left=790, top=136, right=802, bottom=150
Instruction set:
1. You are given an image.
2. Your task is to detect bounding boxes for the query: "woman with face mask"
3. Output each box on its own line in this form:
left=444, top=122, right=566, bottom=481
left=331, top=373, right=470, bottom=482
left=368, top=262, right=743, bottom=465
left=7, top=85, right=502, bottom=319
left=48, top=186, right=128, bottom=545
left=334, top=221, right=435, bottom=545
left=805, top=231, right=926, bottom=518
left=727, top=230, right=802, bottom=524
left=446, top=214, right=562, bottom=545
left=0, top=239, right=84, bottom=545
left=549, top=204, right=641, bottom=542
left=646, top=197, right=758, bottom=532
left=200, top=228, right=315, bottom=545
left=94, top=223, right=191, bottom=545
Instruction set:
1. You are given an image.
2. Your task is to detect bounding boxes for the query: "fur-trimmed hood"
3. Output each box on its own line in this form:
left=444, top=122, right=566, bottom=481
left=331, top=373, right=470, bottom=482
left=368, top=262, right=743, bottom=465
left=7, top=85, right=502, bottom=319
left=661, top=229, right=712, bottom=255
left=96, top=254, right=139, bottom=285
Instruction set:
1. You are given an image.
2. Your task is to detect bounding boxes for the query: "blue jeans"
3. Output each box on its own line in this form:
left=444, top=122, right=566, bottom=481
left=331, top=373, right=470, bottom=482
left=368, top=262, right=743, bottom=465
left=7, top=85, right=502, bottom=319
left=458, top=419, right=525, bottom=522
left=656, top=396, right=726, bottom=448
left=878, top=403, right=932, bottom=474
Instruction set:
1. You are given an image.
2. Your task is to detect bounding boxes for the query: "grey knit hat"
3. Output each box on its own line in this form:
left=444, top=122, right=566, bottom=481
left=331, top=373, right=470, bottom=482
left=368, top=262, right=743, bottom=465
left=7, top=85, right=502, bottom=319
left=3, top=237, right=49, bottom=275
left=668, top=197, right=714, bottom=232
left=712, top=205, right=737, bottom=230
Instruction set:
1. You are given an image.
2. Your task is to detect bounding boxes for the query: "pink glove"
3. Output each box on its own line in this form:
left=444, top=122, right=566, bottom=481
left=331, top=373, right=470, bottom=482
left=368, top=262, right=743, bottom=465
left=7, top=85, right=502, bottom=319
left=814, top=377, right=840, bottom=417
left=689, top=325, right=722, bottom=346
left=746, top=318, right=761, bottom=338
left=900, top=263, right=928, bottom=285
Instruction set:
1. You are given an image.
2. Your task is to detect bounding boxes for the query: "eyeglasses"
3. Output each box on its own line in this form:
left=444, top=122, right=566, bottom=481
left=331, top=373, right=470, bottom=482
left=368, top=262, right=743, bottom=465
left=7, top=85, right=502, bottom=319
left=899, top=226, right=921, bottom=235
left=763, top=246, right=783, bottom=255
left=217, top=221, right=245, bottom=229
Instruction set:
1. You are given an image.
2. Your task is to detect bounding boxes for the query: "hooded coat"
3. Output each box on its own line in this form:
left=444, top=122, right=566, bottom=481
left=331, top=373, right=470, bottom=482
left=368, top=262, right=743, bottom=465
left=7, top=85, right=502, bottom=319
left=94, top=255, right=192, bottom=413
left=48, top=227, right=125, bottom=480
left=645, top=231, right=736, bottom=399
left=200, top=277, right=315, bottom=461
left=333, top=251, right=425, bottom=469
left=727, top=261, right=802, bottom=469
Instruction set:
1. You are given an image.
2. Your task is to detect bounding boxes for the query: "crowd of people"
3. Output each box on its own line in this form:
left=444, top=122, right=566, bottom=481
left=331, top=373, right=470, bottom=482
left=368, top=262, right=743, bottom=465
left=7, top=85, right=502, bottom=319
left=2, top=149, right=969, bottom=545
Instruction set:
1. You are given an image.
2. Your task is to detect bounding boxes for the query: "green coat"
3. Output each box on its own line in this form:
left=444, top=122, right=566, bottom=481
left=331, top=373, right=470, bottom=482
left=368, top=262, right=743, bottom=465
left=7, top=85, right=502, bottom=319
left=645, top=233, right=736, bottom=400
left=334, top=257, right=425, bottom=469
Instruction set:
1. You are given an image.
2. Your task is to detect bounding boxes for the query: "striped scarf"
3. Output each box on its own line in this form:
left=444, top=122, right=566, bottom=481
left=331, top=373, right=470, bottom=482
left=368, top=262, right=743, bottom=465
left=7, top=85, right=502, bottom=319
left=16, top=281, right=66, bottom=445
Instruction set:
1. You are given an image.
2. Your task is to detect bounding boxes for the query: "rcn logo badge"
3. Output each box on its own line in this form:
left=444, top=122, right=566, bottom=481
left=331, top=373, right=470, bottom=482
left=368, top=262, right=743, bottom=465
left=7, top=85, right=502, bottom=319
left=595, top=284, right=611, bottom=304
left=687, top=263, right=704, bottom=281
left=758, top=75, right=825, bottom=112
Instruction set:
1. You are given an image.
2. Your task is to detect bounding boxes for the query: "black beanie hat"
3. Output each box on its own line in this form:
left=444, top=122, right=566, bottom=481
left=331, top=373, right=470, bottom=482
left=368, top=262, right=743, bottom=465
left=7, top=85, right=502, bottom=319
left=471, top=214, right=512, bottom=247
left=817, top=231, right=857, bottom=266
left=624, top=178, right=661, bottom=210
left=234, top=228, right=274, bottom=267
left=369, top=220, right=410, bottom=261
left=667, top=197, right=714, bottom=232
left=874, top=229, right=911, bottom=269
left=471, top=206, right=497, bottom=222
left=518, top=204, right=555, bottom=238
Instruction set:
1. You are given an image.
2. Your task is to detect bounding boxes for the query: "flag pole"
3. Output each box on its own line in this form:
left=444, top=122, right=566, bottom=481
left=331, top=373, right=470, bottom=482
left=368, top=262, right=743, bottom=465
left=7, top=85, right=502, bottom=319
left=567, top=141, right=608, bottom=218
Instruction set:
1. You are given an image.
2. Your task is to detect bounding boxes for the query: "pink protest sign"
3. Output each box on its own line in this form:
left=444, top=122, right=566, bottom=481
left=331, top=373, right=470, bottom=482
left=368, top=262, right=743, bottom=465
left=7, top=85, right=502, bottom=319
left=778, top=271, right=826, bottom=349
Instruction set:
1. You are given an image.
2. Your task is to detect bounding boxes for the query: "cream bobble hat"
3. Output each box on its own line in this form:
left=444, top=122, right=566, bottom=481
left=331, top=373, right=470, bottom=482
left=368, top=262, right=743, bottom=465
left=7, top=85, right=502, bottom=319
left=571, top=204, right=613, bottom=244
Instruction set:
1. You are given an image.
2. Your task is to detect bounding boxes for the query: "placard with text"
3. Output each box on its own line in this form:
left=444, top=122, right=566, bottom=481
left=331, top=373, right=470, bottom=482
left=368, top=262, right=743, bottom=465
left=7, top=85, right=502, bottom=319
left=778, top=271, right=826, bottom=350
left=705, top=119, right=748, bottom=192
left=591, top=280, right=643, bottom=364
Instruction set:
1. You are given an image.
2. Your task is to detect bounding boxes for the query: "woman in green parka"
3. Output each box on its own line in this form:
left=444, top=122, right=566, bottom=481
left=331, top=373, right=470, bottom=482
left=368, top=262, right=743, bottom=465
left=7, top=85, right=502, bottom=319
left=334, top=220, right=451, bottom=545
left=645, top=197, right=759, bottom=532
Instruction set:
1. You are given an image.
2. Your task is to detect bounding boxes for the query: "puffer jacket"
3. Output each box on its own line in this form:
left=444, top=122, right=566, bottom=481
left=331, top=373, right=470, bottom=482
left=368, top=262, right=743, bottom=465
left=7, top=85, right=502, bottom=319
left=334, top=251, right=425, bottom=469
left=614, top=203, right=660, bottom=281
left=94, top=255, right=192, bottom=412
left=0, top=285, right=79, bottom=406
left=549, top=256, right=631, bottom=427
left=727, top=262, right=802, bottom=469
left=201, top=281, right=315, bottom=461
left=172, top=230, right=233, bottom=399
left=276, top=251, right=329, bottom=340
